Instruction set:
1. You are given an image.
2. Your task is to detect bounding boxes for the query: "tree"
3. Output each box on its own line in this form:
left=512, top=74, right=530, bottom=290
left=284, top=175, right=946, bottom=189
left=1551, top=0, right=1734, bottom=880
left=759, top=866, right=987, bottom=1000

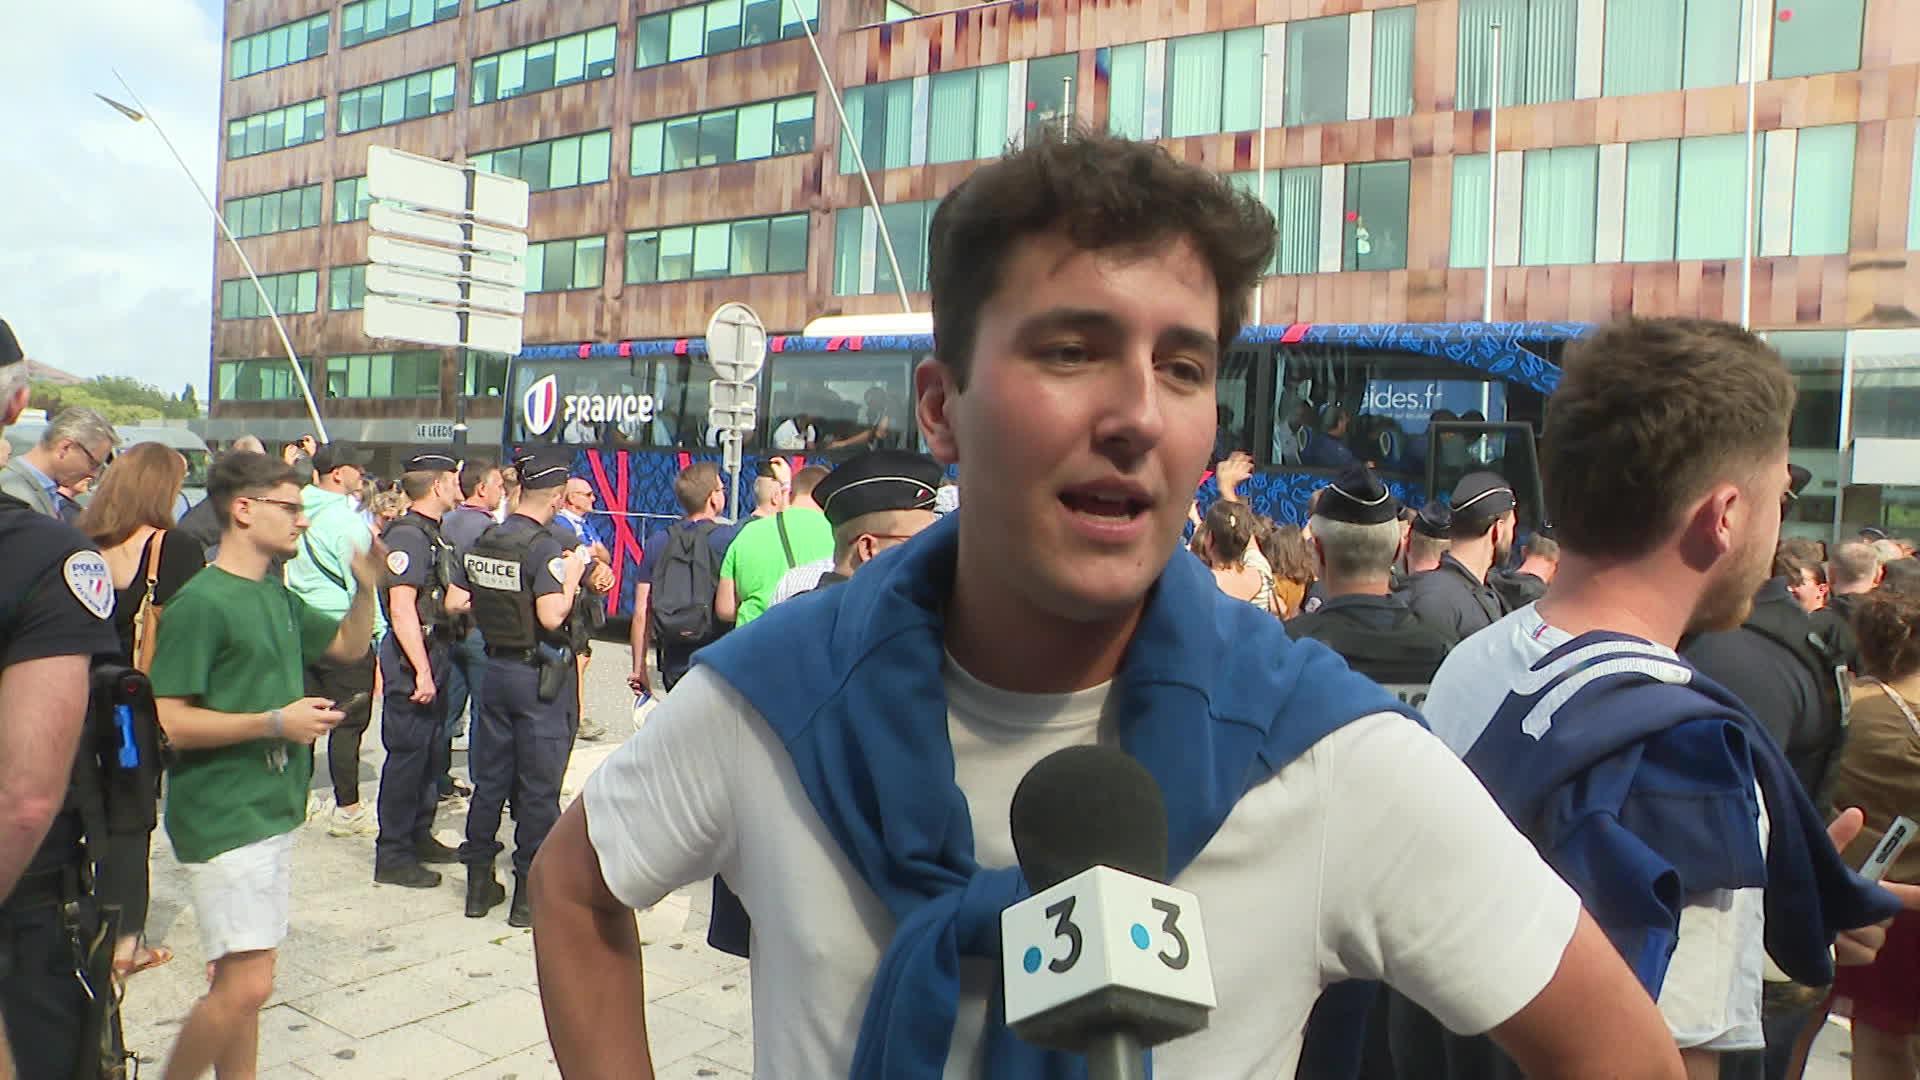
left=180, top=383, right=199, bottom=412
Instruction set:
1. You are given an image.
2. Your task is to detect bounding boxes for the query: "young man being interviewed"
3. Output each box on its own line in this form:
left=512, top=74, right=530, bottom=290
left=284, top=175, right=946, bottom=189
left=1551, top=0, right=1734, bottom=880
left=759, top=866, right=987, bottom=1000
left=529, top=132, right=1683, bottom=1078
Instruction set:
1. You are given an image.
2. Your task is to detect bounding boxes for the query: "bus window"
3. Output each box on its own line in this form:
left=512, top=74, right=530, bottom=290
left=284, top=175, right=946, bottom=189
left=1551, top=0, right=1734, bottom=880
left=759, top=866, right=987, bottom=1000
left=1215, top=348, right=1258, bottom=460
left=764, top=351, right=919, bottom=457
left=507, top=358, right=665, bottom=446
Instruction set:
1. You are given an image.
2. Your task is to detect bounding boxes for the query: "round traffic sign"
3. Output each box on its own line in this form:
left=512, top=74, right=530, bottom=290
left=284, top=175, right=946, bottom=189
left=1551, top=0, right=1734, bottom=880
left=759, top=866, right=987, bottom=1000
left=706, top=301, right=767, bottom=381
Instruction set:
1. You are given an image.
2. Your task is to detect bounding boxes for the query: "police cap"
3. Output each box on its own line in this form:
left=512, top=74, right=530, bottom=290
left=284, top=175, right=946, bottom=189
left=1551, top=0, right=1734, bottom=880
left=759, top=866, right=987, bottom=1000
left=815, top=450, right=943, bottom=528
left=0, top=317, right=21, bottom=367
left=1315, top=465, right=1400, bottom=526
left=1450, top=471, right=1516, bottom=519
left=1411, top=501, right=1452, bottom=539
left=402, top=447, right=460, bottom=474
left=513, top=446, right=573, bottom=490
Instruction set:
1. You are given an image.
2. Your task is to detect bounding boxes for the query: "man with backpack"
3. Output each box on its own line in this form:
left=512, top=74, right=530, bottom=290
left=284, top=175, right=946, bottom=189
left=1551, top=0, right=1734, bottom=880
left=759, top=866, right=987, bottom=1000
left=627, top=462, right=732, bottom=697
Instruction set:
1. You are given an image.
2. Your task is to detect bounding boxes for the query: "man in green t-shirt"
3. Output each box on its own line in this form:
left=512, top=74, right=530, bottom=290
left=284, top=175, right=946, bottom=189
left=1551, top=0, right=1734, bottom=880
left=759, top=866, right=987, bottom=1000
left=716, top=464, right=834, bottom=626
left=149, top=451, right=383, bottom=1080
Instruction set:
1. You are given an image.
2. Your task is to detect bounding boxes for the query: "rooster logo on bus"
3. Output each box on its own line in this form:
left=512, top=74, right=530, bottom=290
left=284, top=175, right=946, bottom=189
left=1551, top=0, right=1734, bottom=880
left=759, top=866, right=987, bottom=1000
left=523, top=374, right=559, bottom=436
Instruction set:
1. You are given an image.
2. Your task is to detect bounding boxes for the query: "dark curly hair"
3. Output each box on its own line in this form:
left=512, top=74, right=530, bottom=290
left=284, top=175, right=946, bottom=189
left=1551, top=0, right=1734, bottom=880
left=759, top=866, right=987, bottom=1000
left=927, top=128, right=1276, bottom=387
left=1855, top=589, right=1920, bottom=683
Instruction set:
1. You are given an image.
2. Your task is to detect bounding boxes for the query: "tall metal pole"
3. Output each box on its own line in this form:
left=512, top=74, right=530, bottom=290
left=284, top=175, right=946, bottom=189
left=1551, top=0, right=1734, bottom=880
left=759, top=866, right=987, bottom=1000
left=1483, top=25, right=1502, bottom=323
left=1254, top=45, right=1269, bottom=326
left=793, top=4, right=913, bottom=312
left=103, top=72, right=330, bottom=442
left=1740, top=0, right=1763, bottom=330
left=1061, top=74, right=1074, bottom=137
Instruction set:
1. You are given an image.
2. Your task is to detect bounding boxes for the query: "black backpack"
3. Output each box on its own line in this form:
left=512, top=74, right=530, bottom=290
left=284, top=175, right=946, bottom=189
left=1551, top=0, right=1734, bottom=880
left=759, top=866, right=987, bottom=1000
left=650, top=520, right=723, bottom=646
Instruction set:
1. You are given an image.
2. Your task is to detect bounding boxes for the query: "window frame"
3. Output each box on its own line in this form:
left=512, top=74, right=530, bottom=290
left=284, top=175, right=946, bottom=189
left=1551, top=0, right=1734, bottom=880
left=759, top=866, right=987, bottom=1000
left=473, top=26, right=620, bottom=106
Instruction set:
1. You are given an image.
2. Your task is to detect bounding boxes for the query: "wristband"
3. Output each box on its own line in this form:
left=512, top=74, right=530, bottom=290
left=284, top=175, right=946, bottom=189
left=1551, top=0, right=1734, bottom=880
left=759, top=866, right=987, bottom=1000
left=267, top=708, right=285, bottom=738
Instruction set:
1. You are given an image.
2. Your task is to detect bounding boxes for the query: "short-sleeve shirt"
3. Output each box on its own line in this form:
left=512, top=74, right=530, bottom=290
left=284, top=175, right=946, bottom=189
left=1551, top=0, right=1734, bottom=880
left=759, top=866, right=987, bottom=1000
left=583, top=662, right=1581, bottom=1076
left=440, top=504, right=496, bottom=558
left=148, top=566, right=341, bottom=863
left=381, top=511, right=450, bottom=624
left=0, top=497, right=118, bottom=669
left=717, top=508, right=834, bottom=626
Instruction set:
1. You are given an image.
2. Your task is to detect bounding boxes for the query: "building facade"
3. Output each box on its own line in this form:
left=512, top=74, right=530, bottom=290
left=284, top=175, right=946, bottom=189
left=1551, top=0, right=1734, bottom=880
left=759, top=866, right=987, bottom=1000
left=209, top=0, right=1919, bottom=534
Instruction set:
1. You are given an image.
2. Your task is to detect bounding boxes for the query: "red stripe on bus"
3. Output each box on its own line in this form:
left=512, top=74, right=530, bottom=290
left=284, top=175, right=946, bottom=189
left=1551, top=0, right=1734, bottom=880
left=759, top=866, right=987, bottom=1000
left=676, top=451, right=692, bottom=472
left=577, top=343, right=591, bottom=359
left=674, top=338, right=690, bottom=355
left=618, top=341, right=632, bottom=357
left=1281, top=323, right=1311, bottom=344
left=847, top=335, right=864, bottom=351
left=769, top=335, right=787, bottom=352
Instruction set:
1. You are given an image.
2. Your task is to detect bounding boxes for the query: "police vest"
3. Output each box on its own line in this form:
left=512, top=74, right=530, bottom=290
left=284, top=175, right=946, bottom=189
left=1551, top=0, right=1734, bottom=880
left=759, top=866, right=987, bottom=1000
left=1289, top=603, right=1450, bottom=712
left=1742, top=598, right=1852, bottom=807
left=380, top=515, right=454, bottom=634
left=463, top=521, right=547, bottom=650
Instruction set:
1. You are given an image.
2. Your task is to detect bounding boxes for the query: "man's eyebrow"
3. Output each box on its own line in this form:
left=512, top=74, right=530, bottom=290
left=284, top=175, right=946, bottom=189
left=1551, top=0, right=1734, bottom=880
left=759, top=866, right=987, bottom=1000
left=1012, top=308, right=1219, bottom=356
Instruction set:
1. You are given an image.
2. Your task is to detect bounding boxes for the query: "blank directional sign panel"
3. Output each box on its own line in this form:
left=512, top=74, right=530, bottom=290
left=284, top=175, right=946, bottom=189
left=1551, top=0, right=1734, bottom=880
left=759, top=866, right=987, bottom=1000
left=368, top=203, right=527, bottom=258
left=366, top=265, right=525, bottom=315
left=367, top=146, right=529, bottom=228
left=365, top=295, right=523, bottom=354
left=367, top=235, right=520, bottom=287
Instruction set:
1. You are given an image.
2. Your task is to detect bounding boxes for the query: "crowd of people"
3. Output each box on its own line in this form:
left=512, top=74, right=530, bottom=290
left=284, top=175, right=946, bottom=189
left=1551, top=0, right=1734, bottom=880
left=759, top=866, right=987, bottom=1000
left=7, top=127, right=1920, bottom=1080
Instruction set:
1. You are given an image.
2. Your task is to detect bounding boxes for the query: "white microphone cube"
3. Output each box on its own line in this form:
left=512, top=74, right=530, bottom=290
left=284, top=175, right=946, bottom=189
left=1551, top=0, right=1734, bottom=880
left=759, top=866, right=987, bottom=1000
left=1001, top=865, right=1217, bottom=1052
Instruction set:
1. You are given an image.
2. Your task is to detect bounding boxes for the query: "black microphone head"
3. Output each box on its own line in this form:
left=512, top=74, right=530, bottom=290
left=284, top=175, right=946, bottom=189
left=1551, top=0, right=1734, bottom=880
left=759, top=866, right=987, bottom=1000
left=1010, top=745, right=1169, bottom=892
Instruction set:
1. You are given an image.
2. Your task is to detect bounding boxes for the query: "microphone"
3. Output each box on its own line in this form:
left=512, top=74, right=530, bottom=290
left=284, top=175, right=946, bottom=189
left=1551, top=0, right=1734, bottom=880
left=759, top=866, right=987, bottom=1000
left=1002, top=746, right=1217, bottom=1080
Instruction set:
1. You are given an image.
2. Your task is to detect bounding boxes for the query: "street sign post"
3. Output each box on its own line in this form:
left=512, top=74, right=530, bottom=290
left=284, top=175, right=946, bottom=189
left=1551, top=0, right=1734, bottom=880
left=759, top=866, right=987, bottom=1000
left=704, top=302, right=768, bottom=522
left=365, top=146, right=531, bottom=451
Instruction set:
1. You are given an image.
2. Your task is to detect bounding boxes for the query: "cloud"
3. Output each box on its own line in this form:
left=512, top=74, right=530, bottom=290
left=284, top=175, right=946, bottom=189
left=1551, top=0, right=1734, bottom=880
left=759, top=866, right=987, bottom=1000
left=0, top=0, right=225, bottom=397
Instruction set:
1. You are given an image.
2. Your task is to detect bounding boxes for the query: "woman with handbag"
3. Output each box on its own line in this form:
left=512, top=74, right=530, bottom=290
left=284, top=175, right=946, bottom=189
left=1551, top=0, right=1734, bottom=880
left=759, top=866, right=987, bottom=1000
left=76, top=441, right=206, bottom=982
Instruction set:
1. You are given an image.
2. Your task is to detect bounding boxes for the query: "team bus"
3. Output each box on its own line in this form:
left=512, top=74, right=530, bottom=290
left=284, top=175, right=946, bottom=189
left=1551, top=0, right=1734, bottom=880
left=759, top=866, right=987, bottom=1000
left=505, top=316, right=1585, bottom=618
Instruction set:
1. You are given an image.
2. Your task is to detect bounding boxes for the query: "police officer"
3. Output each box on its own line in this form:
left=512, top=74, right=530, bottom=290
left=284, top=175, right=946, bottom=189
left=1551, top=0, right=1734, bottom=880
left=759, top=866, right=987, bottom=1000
left=1401, top=471, right=1515, bottom=644
left=0, top=316, right=128, bottom=1078
left=459, top=447, right=588, bottom=926
left=806, top=449, right=944, bottom=593
left=373, top=448, right=470, bottom=890
left=1399, top=501, right=1452, bottom=583
left=1289, top=466, right=1452, bottom=1080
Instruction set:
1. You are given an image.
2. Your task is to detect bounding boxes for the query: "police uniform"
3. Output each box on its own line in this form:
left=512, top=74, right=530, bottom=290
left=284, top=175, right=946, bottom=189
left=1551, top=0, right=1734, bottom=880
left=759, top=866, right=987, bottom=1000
left=1288, top=465, right=1451, bottom=1080
left=1401, top=473, right=1514, bottom=643
left=373, top=449, right=463, bottom=888
left=0, top=317, right=129, bottom=1080
left=459, top=447, right=582, bottom=926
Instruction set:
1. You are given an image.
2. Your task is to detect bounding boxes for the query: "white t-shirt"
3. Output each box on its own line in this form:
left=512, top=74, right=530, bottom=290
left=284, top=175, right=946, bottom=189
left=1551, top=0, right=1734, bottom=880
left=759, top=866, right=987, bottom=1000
left=584, top=657, right=1582, bottom=1078
left=772, top=419, right=814, bottom=451
left=1423, top=604, right=1768, bottom=1052
left=768, top=557, right=835, bottom=607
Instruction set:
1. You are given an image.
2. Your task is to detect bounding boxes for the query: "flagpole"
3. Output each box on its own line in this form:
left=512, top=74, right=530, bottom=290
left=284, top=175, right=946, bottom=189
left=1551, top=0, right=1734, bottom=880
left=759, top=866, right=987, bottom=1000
left=100, top=72, right=330, bottom=441
left=1484, top=24, right=1502, bottom=323
left=1739, top=0, right=1762, bottom=330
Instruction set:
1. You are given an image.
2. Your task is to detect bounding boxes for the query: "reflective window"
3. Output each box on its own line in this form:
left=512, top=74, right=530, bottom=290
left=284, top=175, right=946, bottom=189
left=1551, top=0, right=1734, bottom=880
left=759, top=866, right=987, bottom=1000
left=464, top=352, right=510, bottom=397
left=1371, top=6, right=1417, bottom=119
left=1789, top=123, right=1856, bottom=257
left=473, top=130, right=612, bottom=192
left=328, top=265, right=368, bottom=311
left=338, top=66, right=456, bottom=135
left=333, top=176, right=372, bottom=223
left=1229, top=168, right=1319, bottom=275
left=524, top=236, right=607, bottom=293
left=473, top=26, right=617, bottom=105
left=219, top=271, right=318, bottom=319
left=231, top=13, right=329, bottom=79
left=830, top=201, right=934, bottom=295
left=1771, top=0, right=1864, bottom=79
left=1848, top=330, right=1920, bottom=441
left=226, top=99, right=325, bottom=159
left=323, top=351, right=440, bottom=399
left=1024, top=54, right=1078, bottom=142
left=1163, top=29, right=1262, bottom=138
left=841, top=79, right=913, bottom=172
left=224, top=184, right=323, bottom=240
left=1345, top=161, right=1411, bottom=271
left=1519, top=145, right=1598, bottom=265
left=625, top=212, right=807, bottom=283
left=635, top=0, right=819, bottom=68
left=341, top=0, right=459, bottom=48
left=218, top=359, right=302, bottom=401
left=634, top=95, right=812, bottom=176
left=1458, top=0, right=1578, bottom=109
left=1100, top=44, right=1147, bottom=140
left=1284, top=16, right=1349, bottom=126
left=1602, top=0, right=1739, bottom=96
left=1450, top=154, right=1491, bottom=269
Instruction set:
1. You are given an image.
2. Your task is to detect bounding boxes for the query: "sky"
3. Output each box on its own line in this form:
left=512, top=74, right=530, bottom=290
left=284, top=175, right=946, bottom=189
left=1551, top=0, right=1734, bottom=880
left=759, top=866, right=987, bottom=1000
left=0, top=0, right=226, bottom=397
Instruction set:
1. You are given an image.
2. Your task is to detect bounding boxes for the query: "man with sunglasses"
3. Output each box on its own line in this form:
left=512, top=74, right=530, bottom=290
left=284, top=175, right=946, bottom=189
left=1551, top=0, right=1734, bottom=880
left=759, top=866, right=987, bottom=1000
left=0, top=405, right=118, bottom=519
left=148, top=450, right=384, bottom=1080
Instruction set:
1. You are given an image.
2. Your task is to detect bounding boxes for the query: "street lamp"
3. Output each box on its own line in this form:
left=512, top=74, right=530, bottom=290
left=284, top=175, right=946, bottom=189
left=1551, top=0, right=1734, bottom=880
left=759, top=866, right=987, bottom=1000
left=97, top=70, right=330, bottom=442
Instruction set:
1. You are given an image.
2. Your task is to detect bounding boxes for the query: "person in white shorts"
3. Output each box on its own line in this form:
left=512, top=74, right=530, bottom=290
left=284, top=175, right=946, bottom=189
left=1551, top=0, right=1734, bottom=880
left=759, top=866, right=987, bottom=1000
left=527, top=132, right=1685, bottom=1078
left=147, top=451, right=384, bottom=1080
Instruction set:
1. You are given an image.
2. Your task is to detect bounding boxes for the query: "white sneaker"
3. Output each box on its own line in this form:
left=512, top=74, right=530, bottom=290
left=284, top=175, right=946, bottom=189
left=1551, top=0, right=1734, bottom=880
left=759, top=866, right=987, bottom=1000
left=328, top=803, right=375, bottom=838
left=307, top=792, right=334, bottom=824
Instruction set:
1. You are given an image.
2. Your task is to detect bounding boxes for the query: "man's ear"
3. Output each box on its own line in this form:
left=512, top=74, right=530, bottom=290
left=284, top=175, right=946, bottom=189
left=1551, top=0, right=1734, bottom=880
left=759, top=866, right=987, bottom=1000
left=0, top=383, right=26, bottom=428
left=916, top=360, right=964, bottom=466
left=1678, top=483, right=1742, bottom=572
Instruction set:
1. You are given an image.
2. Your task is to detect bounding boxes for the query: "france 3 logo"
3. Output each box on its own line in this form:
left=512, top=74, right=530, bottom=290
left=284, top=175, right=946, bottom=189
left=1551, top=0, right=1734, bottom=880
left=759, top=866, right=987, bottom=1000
left=523, top=374, right=560, bottom=436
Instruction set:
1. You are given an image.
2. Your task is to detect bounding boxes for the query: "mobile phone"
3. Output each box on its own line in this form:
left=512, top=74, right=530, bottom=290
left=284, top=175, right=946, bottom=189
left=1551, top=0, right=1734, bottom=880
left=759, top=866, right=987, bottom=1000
left=1860, top=816, right=1917, bottom=883
left=337, top=691, right=372, bottom=715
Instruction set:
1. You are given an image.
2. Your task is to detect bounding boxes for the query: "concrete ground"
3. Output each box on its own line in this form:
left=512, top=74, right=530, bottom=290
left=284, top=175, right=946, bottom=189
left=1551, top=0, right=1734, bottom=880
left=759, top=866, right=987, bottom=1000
left=115, top=641, right=1860, bottom=1078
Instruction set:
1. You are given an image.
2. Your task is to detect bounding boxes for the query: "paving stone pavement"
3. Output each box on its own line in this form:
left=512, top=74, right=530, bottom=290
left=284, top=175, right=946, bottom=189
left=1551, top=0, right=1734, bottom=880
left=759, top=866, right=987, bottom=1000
left=114, top=641, right=1860, bottom=1077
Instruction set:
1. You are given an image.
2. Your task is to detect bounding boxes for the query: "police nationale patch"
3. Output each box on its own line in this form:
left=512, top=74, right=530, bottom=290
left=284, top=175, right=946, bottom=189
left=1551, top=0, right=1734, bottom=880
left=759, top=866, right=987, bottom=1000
left=547, top=556, right=567, bottom=582
left=387, top=550, right=411, bottom=575
left=64, top=551, right=114, bottom=620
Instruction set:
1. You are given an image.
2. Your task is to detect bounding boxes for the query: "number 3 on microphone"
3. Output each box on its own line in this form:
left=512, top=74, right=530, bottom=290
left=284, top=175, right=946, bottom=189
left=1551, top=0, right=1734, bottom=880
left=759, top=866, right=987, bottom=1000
left=1043, top=897, right=1084, bottom=973
left=1151, top=898, right=1190, bottom=971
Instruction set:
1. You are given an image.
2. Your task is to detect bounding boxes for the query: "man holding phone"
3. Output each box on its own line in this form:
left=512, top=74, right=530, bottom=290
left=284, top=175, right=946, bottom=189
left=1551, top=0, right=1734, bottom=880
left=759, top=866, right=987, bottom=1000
left=147, top=451, right=384, bottom=1080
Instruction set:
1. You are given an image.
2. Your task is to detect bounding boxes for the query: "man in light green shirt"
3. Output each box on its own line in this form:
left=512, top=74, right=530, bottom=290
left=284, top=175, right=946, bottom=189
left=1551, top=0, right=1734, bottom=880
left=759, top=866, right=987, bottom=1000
left=717, top=464, right=833, bottom=626
left=285, top=441, right=384, bottom=836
